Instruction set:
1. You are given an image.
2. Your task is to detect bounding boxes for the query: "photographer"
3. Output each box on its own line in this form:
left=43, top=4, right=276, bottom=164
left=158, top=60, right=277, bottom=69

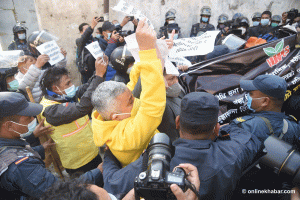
left=76, top=16, right=101, bottom=83
left=98, top=21, right=126, bottom=80
left=102, top=92, right=262, bottom=199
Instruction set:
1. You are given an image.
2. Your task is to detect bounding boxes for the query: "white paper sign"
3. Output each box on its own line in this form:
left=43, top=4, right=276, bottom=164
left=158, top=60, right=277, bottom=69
left=85, top=41, right=104, bottom=59
left=36, top=40, right=64, bottom=65
left=165, top=59, right=179, bottom=75
left=168, top=31, right=220, bottom=57
left=168, top=55, right=192, bottom=67
left=112, top=0, right=154, bottom=29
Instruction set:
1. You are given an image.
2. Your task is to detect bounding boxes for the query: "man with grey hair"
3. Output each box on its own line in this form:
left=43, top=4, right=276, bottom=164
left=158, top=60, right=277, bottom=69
left=91, top=19, right=166, bottom=167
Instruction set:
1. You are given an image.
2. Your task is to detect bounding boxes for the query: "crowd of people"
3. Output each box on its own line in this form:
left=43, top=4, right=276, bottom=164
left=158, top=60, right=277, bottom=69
left=1, top=4, right=300, bottom=200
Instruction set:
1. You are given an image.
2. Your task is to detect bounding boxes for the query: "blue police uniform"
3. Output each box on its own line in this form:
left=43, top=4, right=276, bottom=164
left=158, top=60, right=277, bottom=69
left=230, top=112, right=300, bottom=146
left=190, top=23, right=215, bottom=37
left=102, top=125, right=262, bottom=199
left=0, top=138, right=102, bottom=199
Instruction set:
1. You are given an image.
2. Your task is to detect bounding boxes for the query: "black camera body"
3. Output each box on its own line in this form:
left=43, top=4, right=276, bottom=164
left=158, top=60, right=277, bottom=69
left=287, top=9, right=299, bottom=20
left=118, top=30, right=132, bottom=37
left=95, top=16, right=104, bottom=22
left=128, top=16, right=134, bottom=21
left=134, top=133, right=188, bottom=200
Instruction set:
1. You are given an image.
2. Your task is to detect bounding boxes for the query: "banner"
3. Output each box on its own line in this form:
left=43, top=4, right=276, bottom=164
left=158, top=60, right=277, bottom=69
left=85, top=41, right=104, bottom=59
left=36, top=40, right=64, bottom=65
left=168, top=31, right=220, bottom=57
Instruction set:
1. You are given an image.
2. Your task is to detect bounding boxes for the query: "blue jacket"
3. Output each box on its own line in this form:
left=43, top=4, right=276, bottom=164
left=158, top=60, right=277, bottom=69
left=230, top=111, right=300, bottom=146
left=0, top=138, right=102, bottom=199
left=103, top=125, right=262, bottom=199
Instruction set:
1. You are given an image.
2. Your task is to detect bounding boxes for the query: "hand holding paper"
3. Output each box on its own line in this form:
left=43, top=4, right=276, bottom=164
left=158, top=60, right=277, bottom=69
left=36, top=54, right=50, bottom=69
left=36, top=40, right=64, bottom=65
left=95, top=55, right=108, bottom=78
left=136, top=19, right=157, bottom=51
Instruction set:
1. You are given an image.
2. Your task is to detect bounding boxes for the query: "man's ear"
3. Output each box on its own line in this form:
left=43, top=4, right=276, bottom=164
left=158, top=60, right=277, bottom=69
left=52, top=85, right=60, bottom=95
left=175, top=115, right=180, bottom=130
left=262, top=96, right=271, bottom=108
left=214, top=123, right=220, bottom=137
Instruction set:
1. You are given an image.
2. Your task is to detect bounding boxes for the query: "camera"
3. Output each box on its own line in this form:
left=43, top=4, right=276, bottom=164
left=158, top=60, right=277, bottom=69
left=134, top=133, right=189, bottom=200
left=95, top=16, right=104, bottom=22
left=128, top=16, right=134, bottom=21
left=117, top=30, right=132, bottom=37
left=286, top=9, right=299, bottom=25
left=259, top=135, right=300, bottom=187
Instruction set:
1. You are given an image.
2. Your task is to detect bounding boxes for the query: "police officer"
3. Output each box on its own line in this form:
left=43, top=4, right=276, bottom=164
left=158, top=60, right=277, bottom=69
left=102, top=92, right=262, bottom=199
left=0, top=92, right=103, bottom=199
left=251, top=12, right=262, bottom=27
left=247, top=10, right=273, bottom=38
left=271, top=15, right=282, bottom=27
left=158, top=9, right=181, bottom=39
left=110, top=46, right=135, bottom=84
left=190, top=6, right=215, bottom=37
left=217, top=14, right=229, bottom=30
left=230, top=75, right=300, bottom=199
left=8, top=23, right=31, bottom=56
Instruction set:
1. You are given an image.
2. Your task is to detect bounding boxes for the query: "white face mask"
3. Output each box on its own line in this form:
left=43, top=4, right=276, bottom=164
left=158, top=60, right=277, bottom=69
left=18, top=33, right=26, bottom=40
left=126, top=66, right=133, bottom=74
left=238, top=27, right=246, bottom=35
left=168, top=20, right=175, bottom=24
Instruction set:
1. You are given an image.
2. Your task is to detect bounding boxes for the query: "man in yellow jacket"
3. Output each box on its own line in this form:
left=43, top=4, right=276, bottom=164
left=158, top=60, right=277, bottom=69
left=92, top=19, right=166, bottom=167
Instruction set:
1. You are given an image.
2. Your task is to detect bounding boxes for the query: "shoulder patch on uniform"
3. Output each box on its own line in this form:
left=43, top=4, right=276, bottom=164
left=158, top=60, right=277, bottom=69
left=15, top=156, right=29, bottom=165
left=236, top=117, right=246, bottom=122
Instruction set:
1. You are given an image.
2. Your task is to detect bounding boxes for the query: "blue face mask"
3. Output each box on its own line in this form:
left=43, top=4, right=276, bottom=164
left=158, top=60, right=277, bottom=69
left=107, top=33, right=111, bottom=40
left=10, top=118, right=37, bottom=138
left=253, top=21, right=260, bottom=26
left=168, top=33, right=179, bottom=40
left=246, top=93, right=256, bottom=112
left=8, top=79, right=19, bottom=91
left=95, top=34, right=101, bottom=39
left=65, top=85, right=77, bottom=98
left=261, top=19, right=269, bottom=26
left=201, top=17, right=209, bottom=22
left=18, top=33, right=26, bottom=40
left=271, top=22, right=279, bottom=27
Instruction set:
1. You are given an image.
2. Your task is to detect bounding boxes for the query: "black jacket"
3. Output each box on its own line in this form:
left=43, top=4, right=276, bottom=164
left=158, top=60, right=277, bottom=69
left=43, top=75, right=104, bottom=126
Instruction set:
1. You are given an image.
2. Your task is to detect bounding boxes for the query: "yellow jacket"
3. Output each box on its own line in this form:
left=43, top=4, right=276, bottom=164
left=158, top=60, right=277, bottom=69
left=40, top=97, right=99, bottom=169
left=92, top=49, right=166, bottom=167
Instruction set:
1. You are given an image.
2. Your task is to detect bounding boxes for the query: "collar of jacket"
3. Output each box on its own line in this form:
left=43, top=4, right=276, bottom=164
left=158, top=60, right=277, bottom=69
left=46, top=89, right=74, bottom=102
left=0, top=137, right=28, bottom=148
left=172, top=138, right=213, bottom=149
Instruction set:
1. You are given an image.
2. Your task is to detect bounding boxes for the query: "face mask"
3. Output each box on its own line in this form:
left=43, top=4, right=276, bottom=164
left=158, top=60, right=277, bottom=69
left=166, top=82, right=183, bottom=98
left=8, top=79, right=19, bottom=91
left=18, top=33, right=26, bottom=40
left=271, top=23, right=279, bottom=27
left=253, top=21, right=260, bottom=26
left=238, top=27, right=246, bottom=35
left=64, top=85, right=76, bottom=98
left=126, top=66, right=133, bottom=74
left=10, top=118, right=37, bottom=138
left=168, top=33, right=179, bottom=40
left=246, top=93, right=266, bottom=112
left=107, top=33, right=111, bottom=40
left=261, top=19, right=270, bottom=26
left=219, top=24, right=225, bottom=29
left=201, top=17, right=209, bottom=22
left=168, top=20, right=175, bottom=24
left=95, top=34, right=101, bottom=39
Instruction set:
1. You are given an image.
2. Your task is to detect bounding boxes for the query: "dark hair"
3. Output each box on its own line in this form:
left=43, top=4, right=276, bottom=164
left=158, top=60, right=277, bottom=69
left=262, top=11, right=272, bottom=18
left=180, top=117, right=216, bottom=135
left=97, top=27, right=103, bottom=34
left=39, top=179, right=98, bottom=200
left=40, top=67, right=69, bottom=95
left=79, top=23, right=89, bottom=32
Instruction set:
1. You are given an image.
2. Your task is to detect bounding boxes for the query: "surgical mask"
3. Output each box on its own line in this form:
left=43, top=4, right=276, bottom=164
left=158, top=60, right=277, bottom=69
left=261, top=19, right=270, bottom=26
left=168, top=20, right=175, bottom=24
left=201, top=17, right=209, bottom=22
left=95, top=34, right=101, bottom=39
left=271, top=22, right=279, bottom=27
left=219, top=24, right=225, bottom=29
left=126, top=66, right=133, bottom=74
left=10, top=118, right=37, bottom=138
left=8, top=79, right=19, bottom=91
left=168, top=33, right=179, bottom=40
left=166, top=82, right=183, bottom=98
left=107, top=33, right=111, bottom=40
left=238, top=27, right=246, bottom=35
left=246, top=93, right=265, bottom=112
left=108, top=193, right=118, bottom=200
left=18, top=33, right=26, bottom=40
left=64, top=85, right=76, bottom=98
left=253, top=21, right=260, bottom=26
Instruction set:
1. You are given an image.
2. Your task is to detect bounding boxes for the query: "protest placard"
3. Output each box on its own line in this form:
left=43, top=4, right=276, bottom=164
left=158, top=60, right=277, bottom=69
left=36, top=40, right=64, bottom=65
left=168, top=55, right=192, bottom=67
left=168, top=31, right=220, bottom=57
left=165, top=59, right=179, bottom=76
left=85, top=41, right=104, bottom=59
